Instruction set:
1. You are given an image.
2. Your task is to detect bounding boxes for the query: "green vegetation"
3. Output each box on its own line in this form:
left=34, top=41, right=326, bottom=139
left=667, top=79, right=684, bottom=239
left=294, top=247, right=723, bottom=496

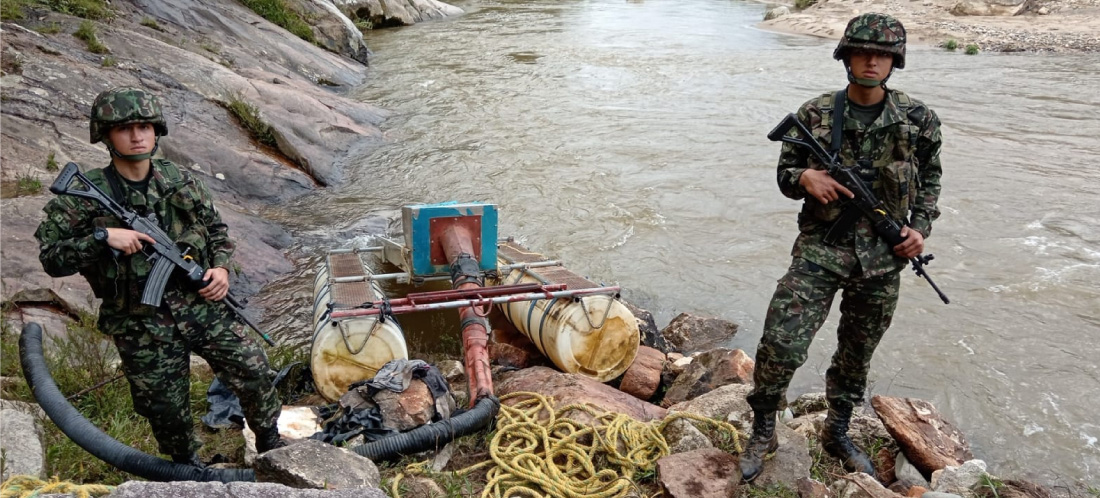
left=16, top=173, right=43, bottom=196
left=140, top=17, right=164, bottom=32
left=794, top=0, right=819, bottom=9
left=44, top=0, right=112, bottom=19
left=239, top=0, right=315, bottom=43
left=354, top=19, right=373, bottom=31
left=944, top=39, right=959, bottom=51
left=977, top=473, right=1005, bottom=498
left=46, top=152, right=59, bottom=172
left=1087, top=485, right=1100, bottom=498
left=100, top=55, right=116, bottom=67
left=73, top=20, right=109, bottom=54
left=965, top=44, right=980, bottom=55
left=2, top=0, right=111, bottom=21
left=36, top=22, right=63, bottom=34
left=199, top=39, right=221, bottom=55
left=1, top=0, right=32, bottom=20
left=224, top=96, right=278, bottom=148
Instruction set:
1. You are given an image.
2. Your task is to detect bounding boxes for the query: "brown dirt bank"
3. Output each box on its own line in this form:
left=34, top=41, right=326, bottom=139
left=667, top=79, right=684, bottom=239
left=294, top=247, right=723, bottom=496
left=758, top=0, right=1100, bottom=52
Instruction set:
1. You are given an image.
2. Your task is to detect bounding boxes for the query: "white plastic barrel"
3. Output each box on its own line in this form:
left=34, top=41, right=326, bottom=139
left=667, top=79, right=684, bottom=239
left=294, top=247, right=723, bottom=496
left=496, top=268, right=640, bottom=382
left=311, top=261, right=408, bottom=402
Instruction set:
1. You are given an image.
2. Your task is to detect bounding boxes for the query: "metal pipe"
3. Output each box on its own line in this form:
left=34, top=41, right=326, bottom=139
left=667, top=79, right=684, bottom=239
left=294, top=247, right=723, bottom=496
left=328, top=286, right=621, bottom=319
left=329, top=261, right=562, bottom=284
left=327, top=247, right=384, bottom=255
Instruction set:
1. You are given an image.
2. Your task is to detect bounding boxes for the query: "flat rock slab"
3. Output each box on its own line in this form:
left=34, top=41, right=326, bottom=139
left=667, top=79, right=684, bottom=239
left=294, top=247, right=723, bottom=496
left=872, top=396, right=972, bottom=477
left=656, top=447, right=739, bottom=498
left=254, top=439, right=380, bottom=489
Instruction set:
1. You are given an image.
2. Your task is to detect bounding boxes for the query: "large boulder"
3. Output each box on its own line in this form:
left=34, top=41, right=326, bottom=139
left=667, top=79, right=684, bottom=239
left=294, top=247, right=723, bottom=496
left=330, top=0, right=464, bottom=28
left=496, top=366, right=667, bottom=422
left=661, top=348, right=754, bottom=405
left=872, top=396, right=972, bottom=478
left=659, top=313, right=739, bottom=354
left=285, top=0, right=371, bottom=64
left=254, top=438, right=381, bottom=489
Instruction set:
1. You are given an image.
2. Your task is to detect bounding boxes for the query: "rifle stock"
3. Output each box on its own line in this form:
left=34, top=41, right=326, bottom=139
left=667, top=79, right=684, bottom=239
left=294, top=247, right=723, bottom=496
left=50, top=162, right=278, bottom=344
left=767, top=116, right=950, bottom=304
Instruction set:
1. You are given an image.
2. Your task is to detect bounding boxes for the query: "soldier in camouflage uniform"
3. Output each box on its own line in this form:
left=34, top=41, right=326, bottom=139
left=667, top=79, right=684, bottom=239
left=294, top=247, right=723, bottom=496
left=740, top=14, right=943, bottom=482
left=35, top=87, right=286, bottom=467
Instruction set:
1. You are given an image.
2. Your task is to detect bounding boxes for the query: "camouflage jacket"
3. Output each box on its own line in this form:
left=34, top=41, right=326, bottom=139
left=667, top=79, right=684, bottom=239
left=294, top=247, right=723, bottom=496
left=777, top=89, right=943, bottom=277
left=35, top=159, right=236, bottom=334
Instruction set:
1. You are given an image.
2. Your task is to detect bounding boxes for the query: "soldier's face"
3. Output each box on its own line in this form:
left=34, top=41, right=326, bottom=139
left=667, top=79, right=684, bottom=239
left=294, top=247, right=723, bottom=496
left=848, top=49, right=894, bottom=82
left=107, top=122, right=155, bottom=156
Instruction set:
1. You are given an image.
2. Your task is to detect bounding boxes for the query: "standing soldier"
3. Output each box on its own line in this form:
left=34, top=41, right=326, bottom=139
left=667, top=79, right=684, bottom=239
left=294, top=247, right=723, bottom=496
left=741, top=14, right=943, bottom=482
left=35, top=87, right=286, bottom=467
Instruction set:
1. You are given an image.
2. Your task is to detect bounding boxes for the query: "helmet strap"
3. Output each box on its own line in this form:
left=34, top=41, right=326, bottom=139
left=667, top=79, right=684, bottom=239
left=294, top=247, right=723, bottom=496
left=844, top=61, right=894, bottom=88
left=106, top=137, right=160, bottom=162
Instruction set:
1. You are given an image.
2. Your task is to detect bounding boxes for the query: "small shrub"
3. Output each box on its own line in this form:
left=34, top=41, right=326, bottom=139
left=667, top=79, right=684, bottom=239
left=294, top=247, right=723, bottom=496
left=46, top=152, right=59, bottom=172
left=977, top=473, right=1005, bottom=498
left=965, top=43, right=980, bottom=55
left=0, top=0, right=31, bottom=21
left=36, top=22, right=64, bottom=35
left=944, top=39, right=958, bottom=51
left=199, top=40, right=221, bottom=54
left=225, top=96, right=277, bottom=147
left=74, top=20, right=110, bottom=54
left=354, top=19, right=372, bottom=31
left=43, top=0, right=112, bottom=20
left=16, top=173, right=43, bottom=196
left=140, top=17, right=164, bottom=31
left=100, top=55, right=116, bottom=67
left=794, top=0, right=819, bottom=9
left=239, top=0, right=315, bottom=43
left=746, top=482, right=798, bottom=498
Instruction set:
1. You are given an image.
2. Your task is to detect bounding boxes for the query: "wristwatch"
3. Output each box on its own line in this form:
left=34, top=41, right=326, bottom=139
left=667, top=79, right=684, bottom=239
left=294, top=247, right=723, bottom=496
left=93, top=227, right=109, bottom=245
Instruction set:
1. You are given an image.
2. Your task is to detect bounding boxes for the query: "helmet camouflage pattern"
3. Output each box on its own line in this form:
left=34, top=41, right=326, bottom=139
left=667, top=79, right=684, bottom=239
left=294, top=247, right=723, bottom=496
left=833, top=13, right=907, bottom=69
left=89, top=87, right=168, bottom=144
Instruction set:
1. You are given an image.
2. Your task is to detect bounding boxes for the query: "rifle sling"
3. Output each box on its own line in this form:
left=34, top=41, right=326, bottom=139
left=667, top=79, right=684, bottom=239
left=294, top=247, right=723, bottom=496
left=823, top=89, right=858, bottom=245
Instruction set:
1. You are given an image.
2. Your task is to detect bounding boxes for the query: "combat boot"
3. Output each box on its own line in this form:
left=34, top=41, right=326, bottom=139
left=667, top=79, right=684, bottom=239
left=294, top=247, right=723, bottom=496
left=740, top=410, right=779, bottom=483
left=171, top=452, right=205, bottom=468
left=255, top=426, right=288, bottom=453
left=820, top=405, right=875, bottom=475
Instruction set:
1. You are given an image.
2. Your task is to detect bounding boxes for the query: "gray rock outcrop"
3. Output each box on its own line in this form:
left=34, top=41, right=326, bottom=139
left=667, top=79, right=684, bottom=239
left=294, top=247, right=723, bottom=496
left=253, top=439, right=381, bottom=489
left=0, top=407, right=45, bottom=481
left=659, top=312, right=739, bottom=354
left=330, top=0, right=463, bottom=28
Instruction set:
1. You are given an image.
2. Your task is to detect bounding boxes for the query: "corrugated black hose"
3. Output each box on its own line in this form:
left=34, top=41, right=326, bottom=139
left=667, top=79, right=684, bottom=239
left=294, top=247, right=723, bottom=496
left=19, top=322, right=255, bottom=482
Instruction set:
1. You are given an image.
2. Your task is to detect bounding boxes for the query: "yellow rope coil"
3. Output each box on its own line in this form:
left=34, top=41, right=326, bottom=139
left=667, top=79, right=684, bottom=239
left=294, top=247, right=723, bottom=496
left=0, top=475, right=114, bottom=498
left=393, top=391, right=743, bottom=498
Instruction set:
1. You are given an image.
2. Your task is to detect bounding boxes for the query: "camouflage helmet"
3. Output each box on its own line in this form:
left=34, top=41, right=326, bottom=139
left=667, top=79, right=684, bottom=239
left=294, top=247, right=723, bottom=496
left=832, top=13, right=906, bottom=69
left=89, top=87, right=168, bottom=144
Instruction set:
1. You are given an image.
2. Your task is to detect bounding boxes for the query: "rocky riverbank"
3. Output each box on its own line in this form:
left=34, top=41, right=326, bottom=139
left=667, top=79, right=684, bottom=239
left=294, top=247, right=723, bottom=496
left=0, top=0, right=462, bottom=322
left=758, top=0, right=1100, bottom=52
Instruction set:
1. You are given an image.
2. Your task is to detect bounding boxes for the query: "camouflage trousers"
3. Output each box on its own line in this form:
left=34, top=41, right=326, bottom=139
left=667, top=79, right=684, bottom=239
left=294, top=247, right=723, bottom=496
left=111, top=304, right=280, bottom=457
left=746, top=257, right=901, bottom=414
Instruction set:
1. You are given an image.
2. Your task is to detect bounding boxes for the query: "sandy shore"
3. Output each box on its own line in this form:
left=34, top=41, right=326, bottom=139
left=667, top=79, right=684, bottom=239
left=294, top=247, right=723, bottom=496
left=759, top=0, right=1100, bottom=52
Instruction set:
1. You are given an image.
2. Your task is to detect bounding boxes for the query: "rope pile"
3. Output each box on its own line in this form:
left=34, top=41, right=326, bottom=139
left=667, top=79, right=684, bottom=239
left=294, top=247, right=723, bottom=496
left=393, top=391, right=743, bottom=498
left=1, top=476, right=114, bottom=498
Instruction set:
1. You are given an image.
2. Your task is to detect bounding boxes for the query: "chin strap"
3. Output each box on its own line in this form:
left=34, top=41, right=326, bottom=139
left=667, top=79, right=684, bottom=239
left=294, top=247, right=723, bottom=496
left=844, top=62, right=895, bottom=88
left=107, top=137, right=160, bottom=162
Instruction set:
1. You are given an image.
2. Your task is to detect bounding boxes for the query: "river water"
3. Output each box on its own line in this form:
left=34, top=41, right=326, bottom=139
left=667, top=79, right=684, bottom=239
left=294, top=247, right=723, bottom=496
left=262, top=0, right=1100, bottom=484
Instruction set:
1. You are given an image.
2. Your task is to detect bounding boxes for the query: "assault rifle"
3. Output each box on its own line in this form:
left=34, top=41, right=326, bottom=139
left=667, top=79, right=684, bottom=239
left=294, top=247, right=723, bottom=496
left=49, top=162, right=277, bottom=345
left=767, top=114, right=950, bottom=304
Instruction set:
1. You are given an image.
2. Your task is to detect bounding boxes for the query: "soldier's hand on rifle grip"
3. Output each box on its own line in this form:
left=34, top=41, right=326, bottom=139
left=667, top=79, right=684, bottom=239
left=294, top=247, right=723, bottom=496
left=799, top=169, right=854, bottom=204
left=107, top=228, right=156, bottom=256
left=893, top=226, right=925, bottom=259
left=198, top=267, right=230, bottom=302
